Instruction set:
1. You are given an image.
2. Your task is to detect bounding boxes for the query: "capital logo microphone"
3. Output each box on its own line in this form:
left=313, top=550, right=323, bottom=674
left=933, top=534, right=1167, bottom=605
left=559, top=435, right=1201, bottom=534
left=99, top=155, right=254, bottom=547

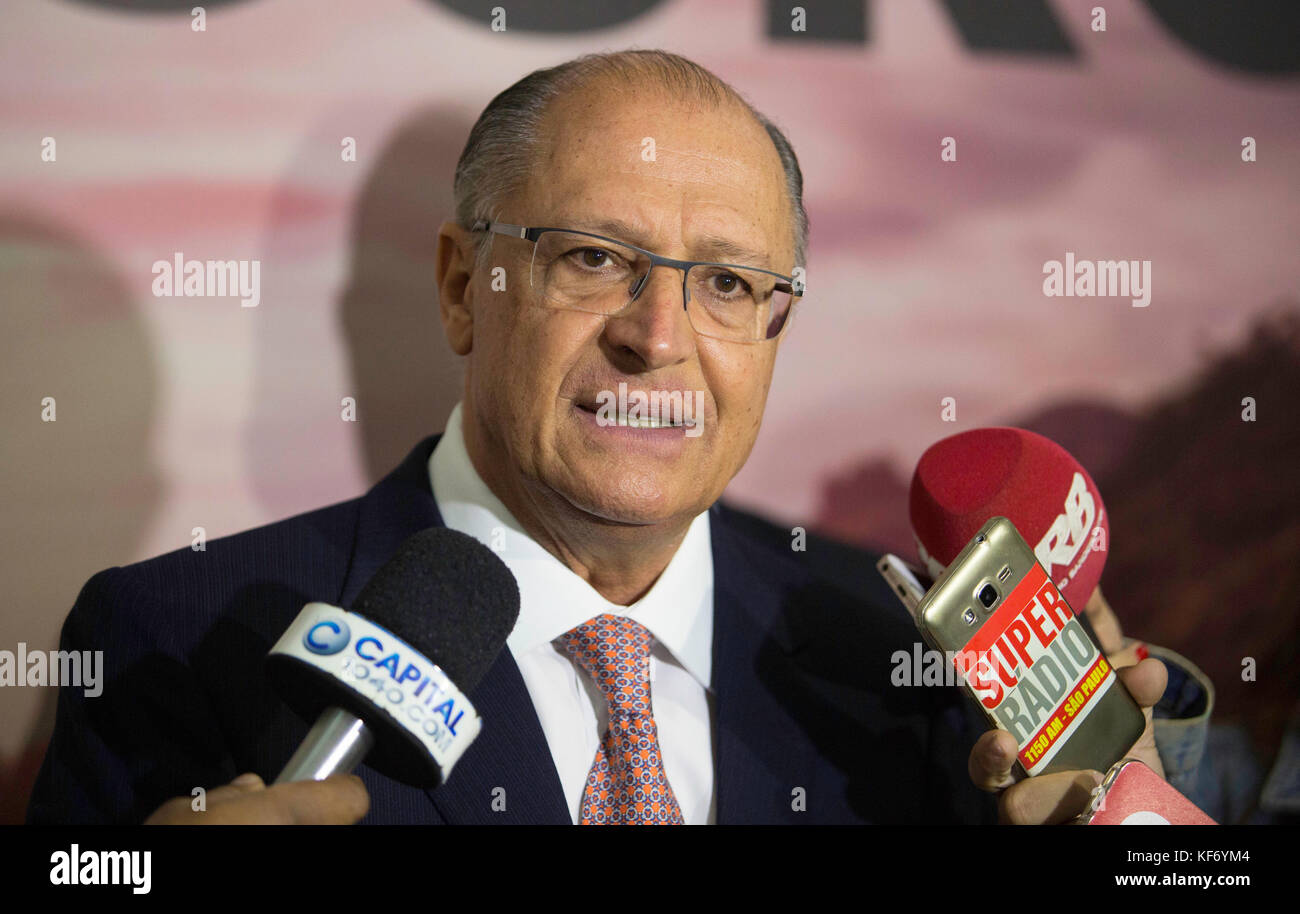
left=269, top=602, right=480, bottom=770
left=303, top=618, right=351, bottom=656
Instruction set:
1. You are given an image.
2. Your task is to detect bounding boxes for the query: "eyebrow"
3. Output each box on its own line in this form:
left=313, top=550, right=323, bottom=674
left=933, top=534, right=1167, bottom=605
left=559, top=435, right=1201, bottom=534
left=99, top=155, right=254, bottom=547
left=562, top=216, right=772, bottom=269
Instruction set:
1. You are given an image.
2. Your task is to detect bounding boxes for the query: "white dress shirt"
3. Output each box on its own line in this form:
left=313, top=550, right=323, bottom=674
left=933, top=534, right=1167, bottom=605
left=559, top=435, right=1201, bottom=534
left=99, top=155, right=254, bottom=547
left=428, top=404, right=716, bottom=824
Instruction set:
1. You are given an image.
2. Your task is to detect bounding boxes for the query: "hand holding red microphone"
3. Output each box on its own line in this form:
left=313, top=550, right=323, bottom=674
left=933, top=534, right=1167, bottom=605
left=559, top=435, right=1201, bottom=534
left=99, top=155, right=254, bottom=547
left=910, top=428, right=1167, bottom=823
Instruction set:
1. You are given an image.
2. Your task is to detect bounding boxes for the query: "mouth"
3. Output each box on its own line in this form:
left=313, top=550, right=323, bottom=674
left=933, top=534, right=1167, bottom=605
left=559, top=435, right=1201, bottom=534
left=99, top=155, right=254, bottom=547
left=574, top=401, right=688, bottom=429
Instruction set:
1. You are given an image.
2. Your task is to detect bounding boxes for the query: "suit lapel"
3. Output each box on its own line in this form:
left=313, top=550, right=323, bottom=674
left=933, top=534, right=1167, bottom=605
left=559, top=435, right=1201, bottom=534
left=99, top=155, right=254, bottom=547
left=340, top=435, right=568, bottom=824
left=709, top=507, right=816, bottom=824
left=337, top=435, right=448, bottom=610
left=424, top=648, right=570, bottom=824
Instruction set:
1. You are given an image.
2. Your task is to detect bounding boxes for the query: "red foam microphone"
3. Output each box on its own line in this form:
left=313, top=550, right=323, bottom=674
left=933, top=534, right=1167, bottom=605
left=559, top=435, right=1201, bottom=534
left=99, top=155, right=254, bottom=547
left=909, top=427, right=1109, bottom=608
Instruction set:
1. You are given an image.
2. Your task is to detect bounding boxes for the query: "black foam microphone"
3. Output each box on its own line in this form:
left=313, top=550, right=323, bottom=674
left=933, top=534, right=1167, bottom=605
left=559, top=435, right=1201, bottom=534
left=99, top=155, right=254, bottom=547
left=266, top=527, right=520, bottom=788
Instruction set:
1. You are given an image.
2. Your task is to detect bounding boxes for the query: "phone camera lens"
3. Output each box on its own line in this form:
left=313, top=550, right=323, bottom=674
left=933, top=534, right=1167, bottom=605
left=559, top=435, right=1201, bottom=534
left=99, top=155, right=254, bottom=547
left=978, top=583, right=999, bottom=609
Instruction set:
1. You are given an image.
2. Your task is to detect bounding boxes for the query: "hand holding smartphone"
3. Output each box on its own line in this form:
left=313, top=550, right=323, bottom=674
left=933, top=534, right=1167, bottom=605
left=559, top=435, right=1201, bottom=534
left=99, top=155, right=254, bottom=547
left=888, top=516, right=1146, bottom=778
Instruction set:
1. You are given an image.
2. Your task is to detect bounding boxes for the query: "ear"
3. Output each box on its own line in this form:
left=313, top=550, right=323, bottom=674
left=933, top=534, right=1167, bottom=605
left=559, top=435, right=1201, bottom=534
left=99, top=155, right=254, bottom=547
left=436, top=221, right=475, bottom=356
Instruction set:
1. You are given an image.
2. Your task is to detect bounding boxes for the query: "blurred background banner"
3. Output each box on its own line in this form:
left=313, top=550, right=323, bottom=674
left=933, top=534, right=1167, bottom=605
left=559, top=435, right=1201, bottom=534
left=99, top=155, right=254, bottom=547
left=2, top=0, right=1297, bottom=822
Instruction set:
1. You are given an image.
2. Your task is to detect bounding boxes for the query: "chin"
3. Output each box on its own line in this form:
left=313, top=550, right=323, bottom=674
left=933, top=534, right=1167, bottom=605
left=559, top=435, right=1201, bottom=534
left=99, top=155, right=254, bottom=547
left=557, top=469, right=696, bottom=527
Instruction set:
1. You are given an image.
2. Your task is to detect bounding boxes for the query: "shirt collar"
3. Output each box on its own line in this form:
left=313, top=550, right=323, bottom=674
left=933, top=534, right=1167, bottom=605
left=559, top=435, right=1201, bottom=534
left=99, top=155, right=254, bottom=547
left=428, top=403, right=714, bottom=689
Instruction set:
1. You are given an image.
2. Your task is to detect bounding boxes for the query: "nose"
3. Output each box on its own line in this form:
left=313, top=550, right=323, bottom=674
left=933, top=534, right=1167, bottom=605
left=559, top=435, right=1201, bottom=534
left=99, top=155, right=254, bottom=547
left=602, top=263, right=696, bottom=370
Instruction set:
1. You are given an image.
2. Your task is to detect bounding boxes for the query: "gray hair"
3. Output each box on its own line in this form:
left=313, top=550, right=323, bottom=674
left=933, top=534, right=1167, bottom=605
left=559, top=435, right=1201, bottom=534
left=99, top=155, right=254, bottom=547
left=453, top=49, right=808, bottom=271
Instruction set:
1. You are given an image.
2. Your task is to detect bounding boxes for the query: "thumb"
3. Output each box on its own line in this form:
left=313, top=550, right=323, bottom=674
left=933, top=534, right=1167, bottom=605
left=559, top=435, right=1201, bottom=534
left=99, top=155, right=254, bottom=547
left=202, top=771, right=267, bottom=805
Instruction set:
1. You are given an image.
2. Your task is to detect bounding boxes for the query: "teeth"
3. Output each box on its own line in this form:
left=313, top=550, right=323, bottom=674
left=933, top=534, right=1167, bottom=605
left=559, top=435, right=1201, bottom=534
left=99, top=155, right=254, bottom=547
left=617, top=416, right=680, bottom=428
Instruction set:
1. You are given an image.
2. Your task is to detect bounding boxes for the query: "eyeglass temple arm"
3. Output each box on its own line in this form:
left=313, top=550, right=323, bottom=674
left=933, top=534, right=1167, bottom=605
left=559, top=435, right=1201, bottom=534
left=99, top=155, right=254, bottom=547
left=470, top=221, right=529, bottom=239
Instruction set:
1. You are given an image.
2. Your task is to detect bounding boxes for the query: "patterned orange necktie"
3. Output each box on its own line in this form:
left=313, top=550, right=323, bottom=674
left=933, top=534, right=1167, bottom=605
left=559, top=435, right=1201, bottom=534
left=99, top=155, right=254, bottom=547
left=559, top=614, right=686, bottom=825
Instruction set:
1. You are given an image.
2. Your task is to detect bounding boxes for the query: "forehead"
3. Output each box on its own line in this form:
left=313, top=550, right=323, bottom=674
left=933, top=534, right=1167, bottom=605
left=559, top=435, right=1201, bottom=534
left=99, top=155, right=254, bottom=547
left=522, top=79, right=794, bottom=265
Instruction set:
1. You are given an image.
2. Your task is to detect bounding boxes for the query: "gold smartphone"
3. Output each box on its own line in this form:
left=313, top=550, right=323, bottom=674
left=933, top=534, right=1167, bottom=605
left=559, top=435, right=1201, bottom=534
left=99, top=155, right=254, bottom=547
left=914, top=516, right=1145, bottom=777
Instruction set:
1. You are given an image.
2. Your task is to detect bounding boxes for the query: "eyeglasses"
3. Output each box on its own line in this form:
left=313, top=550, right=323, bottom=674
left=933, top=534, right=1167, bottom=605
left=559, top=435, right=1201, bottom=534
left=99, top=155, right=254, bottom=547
left=471, top=221, right=802, bottom=343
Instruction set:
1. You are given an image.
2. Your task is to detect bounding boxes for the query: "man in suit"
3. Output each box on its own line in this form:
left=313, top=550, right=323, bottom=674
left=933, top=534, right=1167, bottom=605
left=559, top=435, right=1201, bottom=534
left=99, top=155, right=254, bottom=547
left=28, top=49, right=1180, bottom=825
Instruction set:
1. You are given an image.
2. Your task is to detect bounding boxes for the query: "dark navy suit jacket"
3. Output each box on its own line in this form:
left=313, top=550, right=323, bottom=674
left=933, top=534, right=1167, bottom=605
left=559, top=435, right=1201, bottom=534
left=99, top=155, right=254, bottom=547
left=27, top=436, right=996, bottom=825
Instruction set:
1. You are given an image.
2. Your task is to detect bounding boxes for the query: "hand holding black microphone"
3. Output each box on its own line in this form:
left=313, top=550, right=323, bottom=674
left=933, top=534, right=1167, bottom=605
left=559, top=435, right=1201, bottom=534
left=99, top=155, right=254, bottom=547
left=143, top=771, right=370, bottom=825
left=145, top=527, right=519, bottom=825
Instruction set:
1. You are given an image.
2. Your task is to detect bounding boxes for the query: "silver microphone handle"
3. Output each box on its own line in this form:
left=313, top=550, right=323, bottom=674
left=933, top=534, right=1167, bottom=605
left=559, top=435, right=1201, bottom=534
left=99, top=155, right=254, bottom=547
left=274, top=706, right=376, bottom=784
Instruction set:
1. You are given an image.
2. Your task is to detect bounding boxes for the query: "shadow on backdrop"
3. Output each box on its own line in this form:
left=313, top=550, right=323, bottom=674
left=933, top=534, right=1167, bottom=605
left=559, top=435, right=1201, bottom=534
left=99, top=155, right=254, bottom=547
left=249, top=105, right=471, bottom=518
left=0, top=213, right=161, bottom=822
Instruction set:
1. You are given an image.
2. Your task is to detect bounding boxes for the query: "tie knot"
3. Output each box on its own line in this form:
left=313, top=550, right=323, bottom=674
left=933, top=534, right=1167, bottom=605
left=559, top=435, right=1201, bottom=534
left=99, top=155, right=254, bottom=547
left=559, top=614, right=654, bottom=711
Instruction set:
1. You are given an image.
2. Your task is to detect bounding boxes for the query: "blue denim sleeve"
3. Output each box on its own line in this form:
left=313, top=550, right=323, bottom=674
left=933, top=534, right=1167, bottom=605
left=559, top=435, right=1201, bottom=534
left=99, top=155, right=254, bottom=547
left=1143, top=643, right=1214, bottom=797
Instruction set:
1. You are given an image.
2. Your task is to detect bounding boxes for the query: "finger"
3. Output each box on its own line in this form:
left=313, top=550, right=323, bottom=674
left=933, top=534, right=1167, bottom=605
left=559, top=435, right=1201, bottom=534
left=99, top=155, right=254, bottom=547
left=146, top=773, right=267, bottom=823
left=1115, top=663, right=1167, bottom=779
left=143, top=796, right=196, bottom=825
left=202, top=772, right=267, bottom=807
left=969, top=729, right=1019, bottom=792
left=1107, top=638, right=1143, bottom=670
left=1115, top=657, right=1166, bottom=709
left=1082, top=586, right=1124, bottom=655
left=261, top=774, right=371, bottom=825
left=998, top=769, right=1103, bottom=825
